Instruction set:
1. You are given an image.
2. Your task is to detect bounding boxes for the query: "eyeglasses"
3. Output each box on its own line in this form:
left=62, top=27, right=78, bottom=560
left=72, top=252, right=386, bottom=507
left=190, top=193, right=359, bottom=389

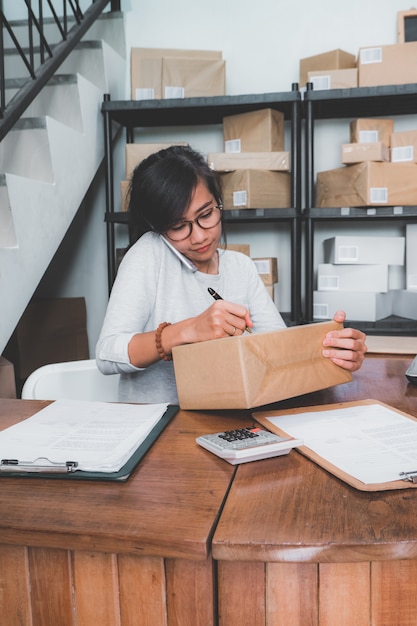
left=164, top=205, right=223, bottom=241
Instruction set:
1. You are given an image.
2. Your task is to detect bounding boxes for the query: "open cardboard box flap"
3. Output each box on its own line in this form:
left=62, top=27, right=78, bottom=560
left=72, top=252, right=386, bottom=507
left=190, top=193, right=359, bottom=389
left=172, top=321, right=352, bottom=410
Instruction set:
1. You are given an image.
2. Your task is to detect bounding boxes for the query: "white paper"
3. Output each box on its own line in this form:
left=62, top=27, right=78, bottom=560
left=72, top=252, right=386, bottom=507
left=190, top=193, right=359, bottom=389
left=265, top=403, right=417, bottom=485
left=0, top=400, right=169, bottom=473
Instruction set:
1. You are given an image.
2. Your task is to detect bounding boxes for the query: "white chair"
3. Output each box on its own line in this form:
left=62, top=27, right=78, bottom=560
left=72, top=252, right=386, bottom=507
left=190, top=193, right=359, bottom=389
left=21, top=359, right=120, bottom=401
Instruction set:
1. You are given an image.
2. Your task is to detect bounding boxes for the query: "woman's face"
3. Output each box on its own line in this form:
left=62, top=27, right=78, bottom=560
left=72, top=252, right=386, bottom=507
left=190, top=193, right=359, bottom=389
left=165, top=180, right=222, bottom=273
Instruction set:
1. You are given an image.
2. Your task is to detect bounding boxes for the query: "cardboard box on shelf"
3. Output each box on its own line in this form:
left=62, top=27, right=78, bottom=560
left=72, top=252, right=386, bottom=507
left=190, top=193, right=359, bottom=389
left=130, top=48, right=224, bottom=100
left=391, top=130, right=417, bottom=163
left=219, top=243, right=251, bottom=257
left=3, top=298, right=89, bottom=381
left=0, top=357, right=16, bottom=398
left=316, top=162, right=417, bottom=207
left=221, top=169, right=291, bottom=209
left=264, top=284, right=275, bottom=300
left=172, top=320, right=352, bottom=410
left=126, top=143, right=188, bottom=178
left=406, top=223, right=417, bottom=290
left=341, top=142, right=389, bottom=164
left=317, top=263, right=389, bottom=292
left=313, top=290, right=393, bottom=322
left=350, top=118, right=394, bottom=146
left=223, top=108, right=284, bottom=153
left=323, top=235, right=405, bottom=266
left=300, top=48, right=356, bottom=87
left=358, top=42, right=417, bottom=87
left=252, top=257, right=278, bottom=285
left=398, top=9, right=417, bottom=43
left=162, top=56, right=225, bottom=99
left=307, top=68, right=358, bottom=91
left=207, top=151, right=290, bottom=172
left=392, top=289, right=417, bottom=319
left=120, top=179, right=129, bottom=212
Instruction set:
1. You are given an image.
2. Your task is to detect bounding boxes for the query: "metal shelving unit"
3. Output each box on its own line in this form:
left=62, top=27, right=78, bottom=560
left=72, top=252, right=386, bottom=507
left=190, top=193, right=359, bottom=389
left=102, top=87, right=303, bottom=322
left=303, top=82, right=417, bottom=334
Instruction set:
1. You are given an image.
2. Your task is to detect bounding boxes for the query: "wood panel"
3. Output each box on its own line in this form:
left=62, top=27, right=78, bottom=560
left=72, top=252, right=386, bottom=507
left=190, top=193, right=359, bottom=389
left=0, top=544, right=31, bottom=625
left=319, top=562, right=370, bottom=626
left=371, top=560, right=417, bottom=625
left=73, top=551, right=121, bottom=626
left=217, top=561, right=265, bottom=626
left=28, top=547, right=73, bottom=626
left=166, top=558, right=216, bottom=626
left=267, top=562, right=318, bottom=626
left=118, top=554, right=167, bottom=626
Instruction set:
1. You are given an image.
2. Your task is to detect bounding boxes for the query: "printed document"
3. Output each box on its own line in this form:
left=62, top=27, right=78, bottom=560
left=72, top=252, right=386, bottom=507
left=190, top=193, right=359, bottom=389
left=0, top=400, right=169, bottom=472
left=265, top=403, right=417, bottom=485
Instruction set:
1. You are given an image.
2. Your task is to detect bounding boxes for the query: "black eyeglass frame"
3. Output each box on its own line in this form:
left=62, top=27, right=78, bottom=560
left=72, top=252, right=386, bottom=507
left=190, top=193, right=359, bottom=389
left=164, top=205, right=223, bottom=241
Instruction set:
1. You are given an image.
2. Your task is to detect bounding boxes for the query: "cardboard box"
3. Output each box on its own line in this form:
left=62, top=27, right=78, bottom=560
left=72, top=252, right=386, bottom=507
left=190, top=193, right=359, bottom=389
left=252, top=257, right=278, bottom=285
left=130, top=48, right=224, bottom=100
left=358, top=42, right=417, bottom=87
left=208, top=151, right=290, bottom=171
left=300, top=49, right=356, bottom=87
left=391, top=130, right=417, bottom=163
left=323, top=236, right=405, bottom=266
left=219, top=243, right=251, bottom=257
left=264, top=284, right=275, bottom=300
left=406, top=223, right=417, bottom=290
left=316, top=162, right=417, bottom=207
left=172, top=321, right=352, bottom=410
left=4, top=298, right=89, bottom=381
left=223, top=108, right=284, bottom=153
left=126, top=143, right=188, bottom=178
left=0, top=357, right=16, bottom=398
left=398, top=9, right=417, bottom=43
left=162, top=56, right=225, bottom=99
left=341, top=142, right=389, bottom=164
left=307, top=68, right=358, bottom=90
left=313, top=290, right=393, bottom=322
left=221, top=170, right=290, bottom=209
left=317, top=263, right=389, bottom=292
left=392, top=289, right=417, bottom=319
left=120, top=179, right=129, bottom=212
left=350, top=119, right=394, bottom=146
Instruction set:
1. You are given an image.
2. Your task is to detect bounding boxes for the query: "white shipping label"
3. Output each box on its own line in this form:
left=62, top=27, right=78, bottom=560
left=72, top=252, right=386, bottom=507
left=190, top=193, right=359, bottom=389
left=164, top=86, right=184, bottom=99
left=233, top=190, right=247, bottom=206
left=135, top=87, right=155, bottom=100
left=360, top=47, right=383, bottom=64
left=370, top=187, right=388, bottom=204
left=392, top=146, right=414, bottom=162
left=318, top=275, right=339, bottom=290
left=225, top=139, right=241, bottom=153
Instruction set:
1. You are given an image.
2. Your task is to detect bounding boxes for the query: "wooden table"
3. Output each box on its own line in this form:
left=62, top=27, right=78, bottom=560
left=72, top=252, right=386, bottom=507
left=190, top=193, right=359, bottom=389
left=0, top=400, right=249, bottom=626
left=212, top=354, right=417, bottom=626
left=1, top=355, right=416, bottom=626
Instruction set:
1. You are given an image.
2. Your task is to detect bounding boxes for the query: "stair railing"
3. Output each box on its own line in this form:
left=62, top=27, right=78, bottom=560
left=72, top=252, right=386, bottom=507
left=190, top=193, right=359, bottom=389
left=0, top=0, right=121, bottom=142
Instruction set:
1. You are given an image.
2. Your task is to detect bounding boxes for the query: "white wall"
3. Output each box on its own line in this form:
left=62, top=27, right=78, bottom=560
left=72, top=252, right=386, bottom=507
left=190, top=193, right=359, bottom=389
left=38, top=0, right=411, bottom=353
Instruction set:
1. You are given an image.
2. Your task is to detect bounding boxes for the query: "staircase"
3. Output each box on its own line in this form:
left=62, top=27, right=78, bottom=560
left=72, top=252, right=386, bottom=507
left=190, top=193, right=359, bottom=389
left=0, top=10, right=126, bottom=355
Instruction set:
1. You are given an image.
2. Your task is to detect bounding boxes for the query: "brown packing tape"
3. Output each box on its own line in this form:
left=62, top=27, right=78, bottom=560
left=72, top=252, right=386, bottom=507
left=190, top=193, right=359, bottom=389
left=172, top=321, right=352, bottom=410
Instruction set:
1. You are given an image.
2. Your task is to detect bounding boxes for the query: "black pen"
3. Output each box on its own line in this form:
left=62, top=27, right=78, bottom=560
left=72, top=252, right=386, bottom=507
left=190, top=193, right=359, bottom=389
left=208, top=287, right=253, bottom=334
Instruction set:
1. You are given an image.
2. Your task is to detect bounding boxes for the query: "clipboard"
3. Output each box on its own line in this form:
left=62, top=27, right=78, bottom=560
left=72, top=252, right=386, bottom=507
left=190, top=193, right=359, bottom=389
left=0, top=404, right=179, bottom=482
left=253, top=399, right=417, bottom=492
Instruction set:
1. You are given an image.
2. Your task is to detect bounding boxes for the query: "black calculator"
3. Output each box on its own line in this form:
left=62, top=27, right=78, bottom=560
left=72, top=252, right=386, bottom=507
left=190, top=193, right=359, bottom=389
left=196, top=426, right=302, bottom=465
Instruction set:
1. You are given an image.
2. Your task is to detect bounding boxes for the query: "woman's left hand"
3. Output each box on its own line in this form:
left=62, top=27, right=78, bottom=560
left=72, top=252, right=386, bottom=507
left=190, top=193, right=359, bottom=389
left=322, top=310, right=368, bottom=372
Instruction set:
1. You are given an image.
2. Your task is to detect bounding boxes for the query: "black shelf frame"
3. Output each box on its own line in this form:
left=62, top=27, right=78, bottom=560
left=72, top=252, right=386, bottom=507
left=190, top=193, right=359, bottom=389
left=102, top=88, right=303, bottom=323
left=303, top=82, right=417, bottom=333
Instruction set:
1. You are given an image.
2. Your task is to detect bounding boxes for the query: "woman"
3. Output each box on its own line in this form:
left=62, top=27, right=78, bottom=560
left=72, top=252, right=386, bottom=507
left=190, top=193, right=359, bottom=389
left=96, top=145, right=367, bottom=404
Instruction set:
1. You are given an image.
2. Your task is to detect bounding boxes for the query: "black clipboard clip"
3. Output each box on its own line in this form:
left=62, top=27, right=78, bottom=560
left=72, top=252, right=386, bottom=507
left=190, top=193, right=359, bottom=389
left=399, top=470, right=417, bottom=483
left=0, top=458, right=79, bottom=474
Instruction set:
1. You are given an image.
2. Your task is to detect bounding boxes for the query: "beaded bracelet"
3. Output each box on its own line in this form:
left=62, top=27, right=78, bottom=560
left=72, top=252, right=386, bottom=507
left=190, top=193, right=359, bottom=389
left=155, top=322, right=172, bottom=361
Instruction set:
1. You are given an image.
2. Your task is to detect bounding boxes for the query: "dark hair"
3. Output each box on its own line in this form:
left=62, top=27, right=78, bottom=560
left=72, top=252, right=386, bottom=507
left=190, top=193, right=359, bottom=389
left=128, top=145, right=224, bottom=243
